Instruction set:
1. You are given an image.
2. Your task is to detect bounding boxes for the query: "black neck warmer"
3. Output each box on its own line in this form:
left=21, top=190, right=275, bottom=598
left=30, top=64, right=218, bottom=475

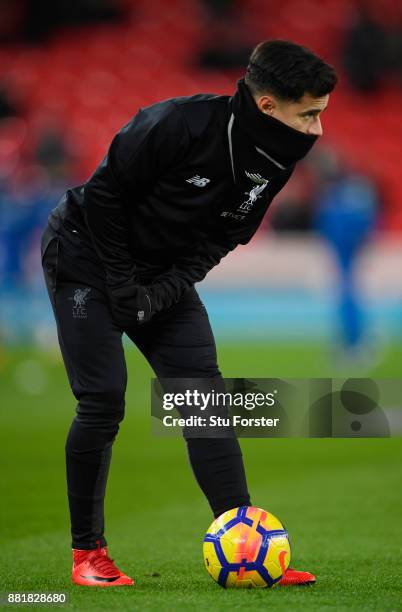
left=231, top=79, right=318, bottom=168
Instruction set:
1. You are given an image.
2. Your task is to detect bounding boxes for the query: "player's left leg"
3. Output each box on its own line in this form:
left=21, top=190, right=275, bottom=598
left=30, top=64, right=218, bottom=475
left=128, top=286, right=315, bottom=586
left=127, top=286, right=251, bottom=518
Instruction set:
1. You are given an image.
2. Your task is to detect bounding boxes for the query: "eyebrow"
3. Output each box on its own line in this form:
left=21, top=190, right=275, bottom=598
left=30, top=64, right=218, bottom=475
left=300, top=106, right=328, bottom=116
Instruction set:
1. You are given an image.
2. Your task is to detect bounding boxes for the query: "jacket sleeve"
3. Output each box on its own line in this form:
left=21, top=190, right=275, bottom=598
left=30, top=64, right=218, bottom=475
left=148, top=228, right=237, bottom=312
left=148, top=165, right=295, bottom=312
left=83, top=101, right=190, bottom=296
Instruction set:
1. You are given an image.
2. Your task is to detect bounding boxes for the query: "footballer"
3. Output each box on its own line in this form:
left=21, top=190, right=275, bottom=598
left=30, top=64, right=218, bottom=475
left=41, top=40, right=337, bottom=587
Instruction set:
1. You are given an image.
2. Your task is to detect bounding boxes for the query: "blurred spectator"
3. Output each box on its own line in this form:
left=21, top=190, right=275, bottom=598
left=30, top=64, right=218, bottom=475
left=0, top=117, right=27, bottom=184
left=0, top=84, right=18, bottom=119
left=342, top=4, right=395, bottom=92
left=197, top=0, right=252, bottom=69
left=387, top=25, right=402, bottom=84
left=314, top=161, right=379, bottom=354
left=34, top=124, right=72, bottom=187
left=0, top=113, right=72, bottom=291
left=0, top=166, right=54, bottom=290
left=269, top=162, right=316, bottom=232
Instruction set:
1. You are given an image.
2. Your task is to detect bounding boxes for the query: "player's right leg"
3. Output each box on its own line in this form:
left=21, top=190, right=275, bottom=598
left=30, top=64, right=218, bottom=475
left=41, top=226, right=133, bottom=586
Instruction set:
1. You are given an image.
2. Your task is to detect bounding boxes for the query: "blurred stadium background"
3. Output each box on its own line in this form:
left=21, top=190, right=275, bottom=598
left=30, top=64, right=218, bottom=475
left=1, top=1, right=402, bottom=607
left=0, top=0, right=401, bottom=372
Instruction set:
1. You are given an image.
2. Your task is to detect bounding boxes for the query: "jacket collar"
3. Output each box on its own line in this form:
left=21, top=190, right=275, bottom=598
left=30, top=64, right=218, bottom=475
left=231, top=78, right=318, bottom=169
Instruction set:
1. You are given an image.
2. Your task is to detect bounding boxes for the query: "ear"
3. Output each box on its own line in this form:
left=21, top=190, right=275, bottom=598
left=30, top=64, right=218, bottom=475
left=255, top=94, right=277, bottom=116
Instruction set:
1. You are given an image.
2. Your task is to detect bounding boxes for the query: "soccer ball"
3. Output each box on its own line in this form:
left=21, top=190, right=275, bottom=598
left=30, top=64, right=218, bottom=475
left=203, top=506, right=291, bottom=588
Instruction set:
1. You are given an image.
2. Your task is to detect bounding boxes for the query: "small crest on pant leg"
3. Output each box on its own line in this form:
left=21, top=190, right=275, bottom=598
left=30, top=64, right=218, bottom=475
left=68, top=288, right=91, bottom=319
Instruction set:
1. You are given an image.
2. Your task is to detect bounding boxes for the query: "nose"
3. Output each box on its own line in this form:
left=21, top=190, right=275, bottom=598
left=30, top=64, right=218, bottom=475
left=308, top=117, right=323, bottom=136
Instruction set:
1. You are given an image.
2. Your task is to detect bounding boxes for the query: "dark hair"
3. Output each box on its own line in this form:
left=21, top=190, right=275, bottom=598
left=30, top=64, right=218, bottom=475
left=245, top=40, right=337, bottom=101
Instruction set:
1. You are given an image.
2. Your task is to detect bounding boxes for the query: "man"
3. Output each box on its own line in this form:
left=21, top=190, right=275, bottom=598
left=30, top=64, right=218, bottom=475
left=41, top=40, right=337, bottom=587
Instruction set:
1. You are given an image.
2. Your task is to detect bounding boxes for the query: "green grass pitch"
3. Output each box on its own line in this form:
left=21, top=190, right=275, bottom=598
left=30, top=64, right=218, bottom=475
left=1, top=343, right=402, bottom=611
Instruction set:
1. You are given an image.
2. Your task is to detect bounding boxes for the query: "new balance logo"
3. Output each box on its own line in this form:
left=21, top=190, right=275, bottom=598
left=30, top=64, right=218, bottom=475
left=186, top=175, right=210, bottom=187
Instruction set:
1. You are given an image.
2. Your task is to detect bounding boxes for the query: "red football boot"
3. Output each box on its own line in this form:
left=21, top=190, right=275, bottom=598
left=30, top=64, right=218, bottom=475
left=72, top=543, right=134, bottom=587
left=279, top=567, right=316, bottom=586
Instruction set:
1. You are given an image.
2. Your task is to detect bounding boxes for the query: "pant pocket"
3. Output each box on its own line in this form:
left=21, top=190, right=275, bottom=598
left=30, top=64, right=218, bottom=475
left=42, top=236, right=60, bottom=295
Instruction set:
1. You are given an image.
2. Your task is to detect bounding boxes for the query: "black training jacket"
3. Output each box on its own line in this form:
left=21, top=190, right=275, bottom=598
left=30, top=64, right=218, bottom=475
left=47, top=79, right=317, bottom=315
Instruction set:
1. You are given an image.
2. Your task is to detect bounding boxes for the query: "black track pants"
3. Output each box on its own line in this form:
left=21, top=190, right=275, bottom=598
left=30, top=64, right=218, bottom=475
left=41, top=227, right=250, bottom=549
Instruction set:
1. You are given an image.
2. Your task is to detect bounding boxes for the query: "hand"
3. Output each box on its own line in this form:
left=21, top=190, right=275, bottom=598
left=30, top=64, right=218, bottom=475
left=108, top=283, right=152, bottom=329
